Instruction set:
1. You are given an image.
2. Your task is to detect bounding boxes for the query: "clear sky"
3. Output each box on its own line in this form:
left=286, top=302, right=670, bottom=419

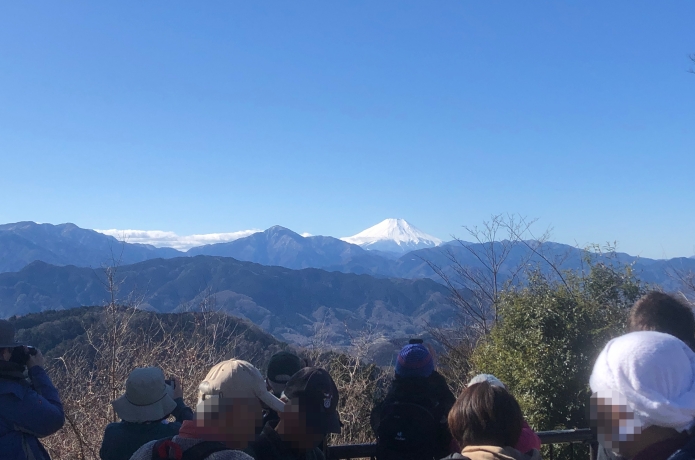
left=0, top=1, right=693, bottom=258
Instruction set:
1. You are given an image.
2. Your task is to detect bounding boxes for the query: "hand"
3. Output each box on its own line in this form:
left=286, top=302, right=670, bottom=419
left=170, top=376, right=183, bottom=399
left=27, top=348, right=45, bottom=369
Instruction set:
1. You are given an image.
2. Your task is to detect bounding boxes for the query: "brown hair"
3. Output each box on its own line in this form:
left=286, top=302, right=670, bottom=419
left=447, top=381, right=523, bottom=448
left=629, top=291, right=695, bottom=349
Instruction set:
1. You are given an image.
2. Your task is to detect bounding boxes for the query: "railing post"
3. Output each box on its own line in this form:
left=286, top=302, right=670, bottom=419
left=589, top=441, right=599, bottom=460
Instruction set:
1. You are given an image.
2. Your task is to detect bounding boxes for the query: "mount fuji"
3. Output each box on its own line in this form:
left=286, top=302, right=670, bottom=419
left=341, top=218, right=443, bottom=254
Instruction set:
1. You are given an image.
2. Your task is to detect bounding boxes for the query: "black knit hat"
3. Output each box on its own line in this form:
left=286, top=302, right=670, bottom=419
left=0, top=320, right=23, bottom=348
left=267, top=351, right=303, bottom=384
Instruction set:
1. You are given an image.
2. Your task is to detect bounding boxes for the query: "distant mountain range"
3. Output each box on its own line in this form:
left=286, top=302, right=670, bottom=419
left=0, top=257, right=453, bottom=346
left=187, top=225, right=392, bottom=273
left=0, top=222, right=181, bottom=273
left=1, top=220, right=694, bottom=291
left=3, top=219, right=695, bottom=345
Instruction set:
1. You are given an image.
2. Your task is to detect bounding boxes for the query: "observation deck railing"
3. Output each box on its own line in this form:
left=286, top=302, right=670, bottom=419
left=327, top=428, right=597, bottom=460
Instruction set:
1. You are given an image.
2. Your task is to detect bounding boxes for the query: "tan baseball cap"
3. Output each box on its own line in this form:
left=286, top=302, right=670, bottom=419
left=198, top=359, right=285, bottom=414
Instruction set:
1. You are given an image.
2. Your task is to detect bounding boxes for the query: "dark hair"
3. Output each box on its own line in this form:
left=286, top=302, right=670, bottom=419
left=629, top=291, right=695, bottom=348
left=448, top=381, right=523, bottom=448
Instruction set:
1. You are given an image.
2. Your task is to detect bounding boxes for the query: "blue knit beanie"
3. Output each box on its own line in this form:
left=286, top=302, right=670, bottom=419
left=395, top=344, right=434, bottom=378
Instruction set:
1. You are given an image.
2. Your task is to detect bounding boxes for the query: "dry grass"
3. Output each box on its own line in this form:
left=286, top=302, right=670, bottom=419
left=42, top=301, right=273, bottom=460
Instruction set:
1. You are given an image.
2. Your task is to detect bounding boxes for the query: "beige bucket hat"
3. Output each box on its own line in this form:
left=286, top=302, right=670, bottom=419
left=198, top=359, right=285, bottom=413
left=111, top=367, right=177, bottom=423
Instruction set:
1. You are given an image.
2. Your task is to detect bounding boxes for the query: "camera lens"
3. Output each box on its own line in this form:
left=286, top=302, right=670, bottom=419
left=10, top=346, right=30, bottom=366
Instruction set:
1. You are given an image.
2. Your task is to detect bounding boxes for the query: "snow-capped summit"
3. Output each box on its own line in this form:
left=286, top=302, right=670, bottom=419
left=341, top=218, right=442, bottom=254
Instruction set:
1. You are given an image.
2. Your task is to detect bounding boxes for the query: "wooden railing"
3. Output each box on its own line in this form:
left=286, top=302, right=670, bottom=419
left=327, top=428, right=598, bottom=460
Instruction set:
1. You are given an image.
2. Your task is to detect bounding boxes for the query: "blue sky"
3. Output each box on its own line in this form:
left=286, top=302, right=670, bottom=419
left=0, top=1, right=693, bottom=258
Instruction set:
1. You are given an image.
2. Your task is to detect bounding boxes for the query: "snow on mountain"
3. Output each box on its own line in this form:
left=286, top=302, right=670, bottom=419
left=341, top=218, right=442, bottom=254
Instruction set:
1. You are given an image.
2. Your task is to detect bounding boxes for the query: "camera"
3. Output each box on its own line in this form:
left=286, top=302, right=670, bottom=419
left=408, top=338, right=424, bottom=345
left=165, top=379, right=176, bottom=390
left=10, top=346, right=37, bottom=366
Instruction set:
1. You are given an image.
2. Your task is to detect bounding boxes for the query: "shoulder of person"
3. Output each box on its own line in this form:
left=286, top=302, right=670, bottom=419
left=210, top=450, right=254, bottom=460
left=311, top=446, right=326, bottom=460
left=244, top=438, right=277, bottom=460
left=525, top=449, right=542, bottom=460
left=0, top=378, right=30, bottom=398
left=669, top=433, right=695, bottom=460
left=128, top=440, right=158, bottom=460
left=428, top=372, right=455, bottom=395
left=27, top=366, right=49, bottom=377
left=101, top=421, right=124, bottom=434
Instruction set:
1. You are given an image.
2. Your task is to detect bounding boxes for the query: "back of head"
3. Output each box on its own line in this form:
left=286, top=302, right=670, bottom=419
left=195, top=359, right=285, bottom=449
left=266, top=351, right=303, bottom=396
left=629, top=291, right=695, bottom=348
left=0, top=319, right=24, bottom=364
left=282, top=367, right=342, bottom=436
left=448, top=381, right=523, bottom=449
left=395, top=344, right=434, bottom=379
left=111, top=367, right=177, bottom=423
left=590, top=330, right=695, bottom=433
left=198, top=359, right=284, bottom=417
left=467, top=374, right=506, bottom=389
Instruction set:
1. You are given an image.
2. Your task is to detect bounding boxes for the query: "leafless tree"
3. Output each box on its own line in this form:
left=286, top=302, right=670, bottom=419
left=41, top=259, right=267, bottom=460
left=425, top=214, right=580, bottom=392
left=665, top=265, right=695, bottom=304
left=306, top=324, right=391, bottom=446
left=426, top=214, right=545, bottom=338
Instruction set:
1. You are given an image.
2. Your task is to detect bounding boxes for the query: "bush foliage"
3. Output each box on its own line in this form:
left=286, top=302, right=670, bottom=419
left=470, top=262, right=643, bottom=431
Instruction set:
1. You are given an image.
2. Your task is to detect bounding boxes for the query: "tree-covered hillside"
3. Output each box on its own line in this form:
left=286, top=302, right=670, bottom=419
left=9, top=306, right=286, bottom=364
left=0, top=256, right=454, bottom=345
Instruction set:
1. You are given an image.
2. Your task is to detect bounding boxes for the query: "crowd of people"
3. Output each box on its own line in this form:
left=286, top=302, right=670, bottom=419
left=1, top=290, right=695, bottom=460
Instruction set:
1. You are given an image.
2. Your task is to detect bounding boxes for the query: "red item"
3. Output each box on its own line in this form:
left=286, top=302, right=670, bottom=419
left=156, top=440, right=183, bottom=460
left=516, top=420, right=542, bottom=453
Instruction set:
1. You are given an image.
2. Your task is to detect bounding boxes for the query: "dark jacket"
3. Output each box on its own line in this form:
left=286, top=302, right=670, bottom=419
left=371, top=371, right=456, bottom=458
left=261, top=409, right=280, bottom=431
left=246, top=421, right=325, bottom=460
left=99, top=397, right=194, bottom=460
left=670, top=433, right=695, bottom=460
left=597, top=446, right=624, bottom=460
left=0, top=364, right=65, bottom=460
left=631, top=432, right=695, bottom=460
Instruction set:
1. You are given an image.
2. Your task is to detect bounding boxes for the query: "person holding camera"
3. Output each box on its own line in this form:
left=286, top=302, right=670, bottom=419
left=100, top=367, right=194, bottom=460
left=0, top=319, right=65, bottom=460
